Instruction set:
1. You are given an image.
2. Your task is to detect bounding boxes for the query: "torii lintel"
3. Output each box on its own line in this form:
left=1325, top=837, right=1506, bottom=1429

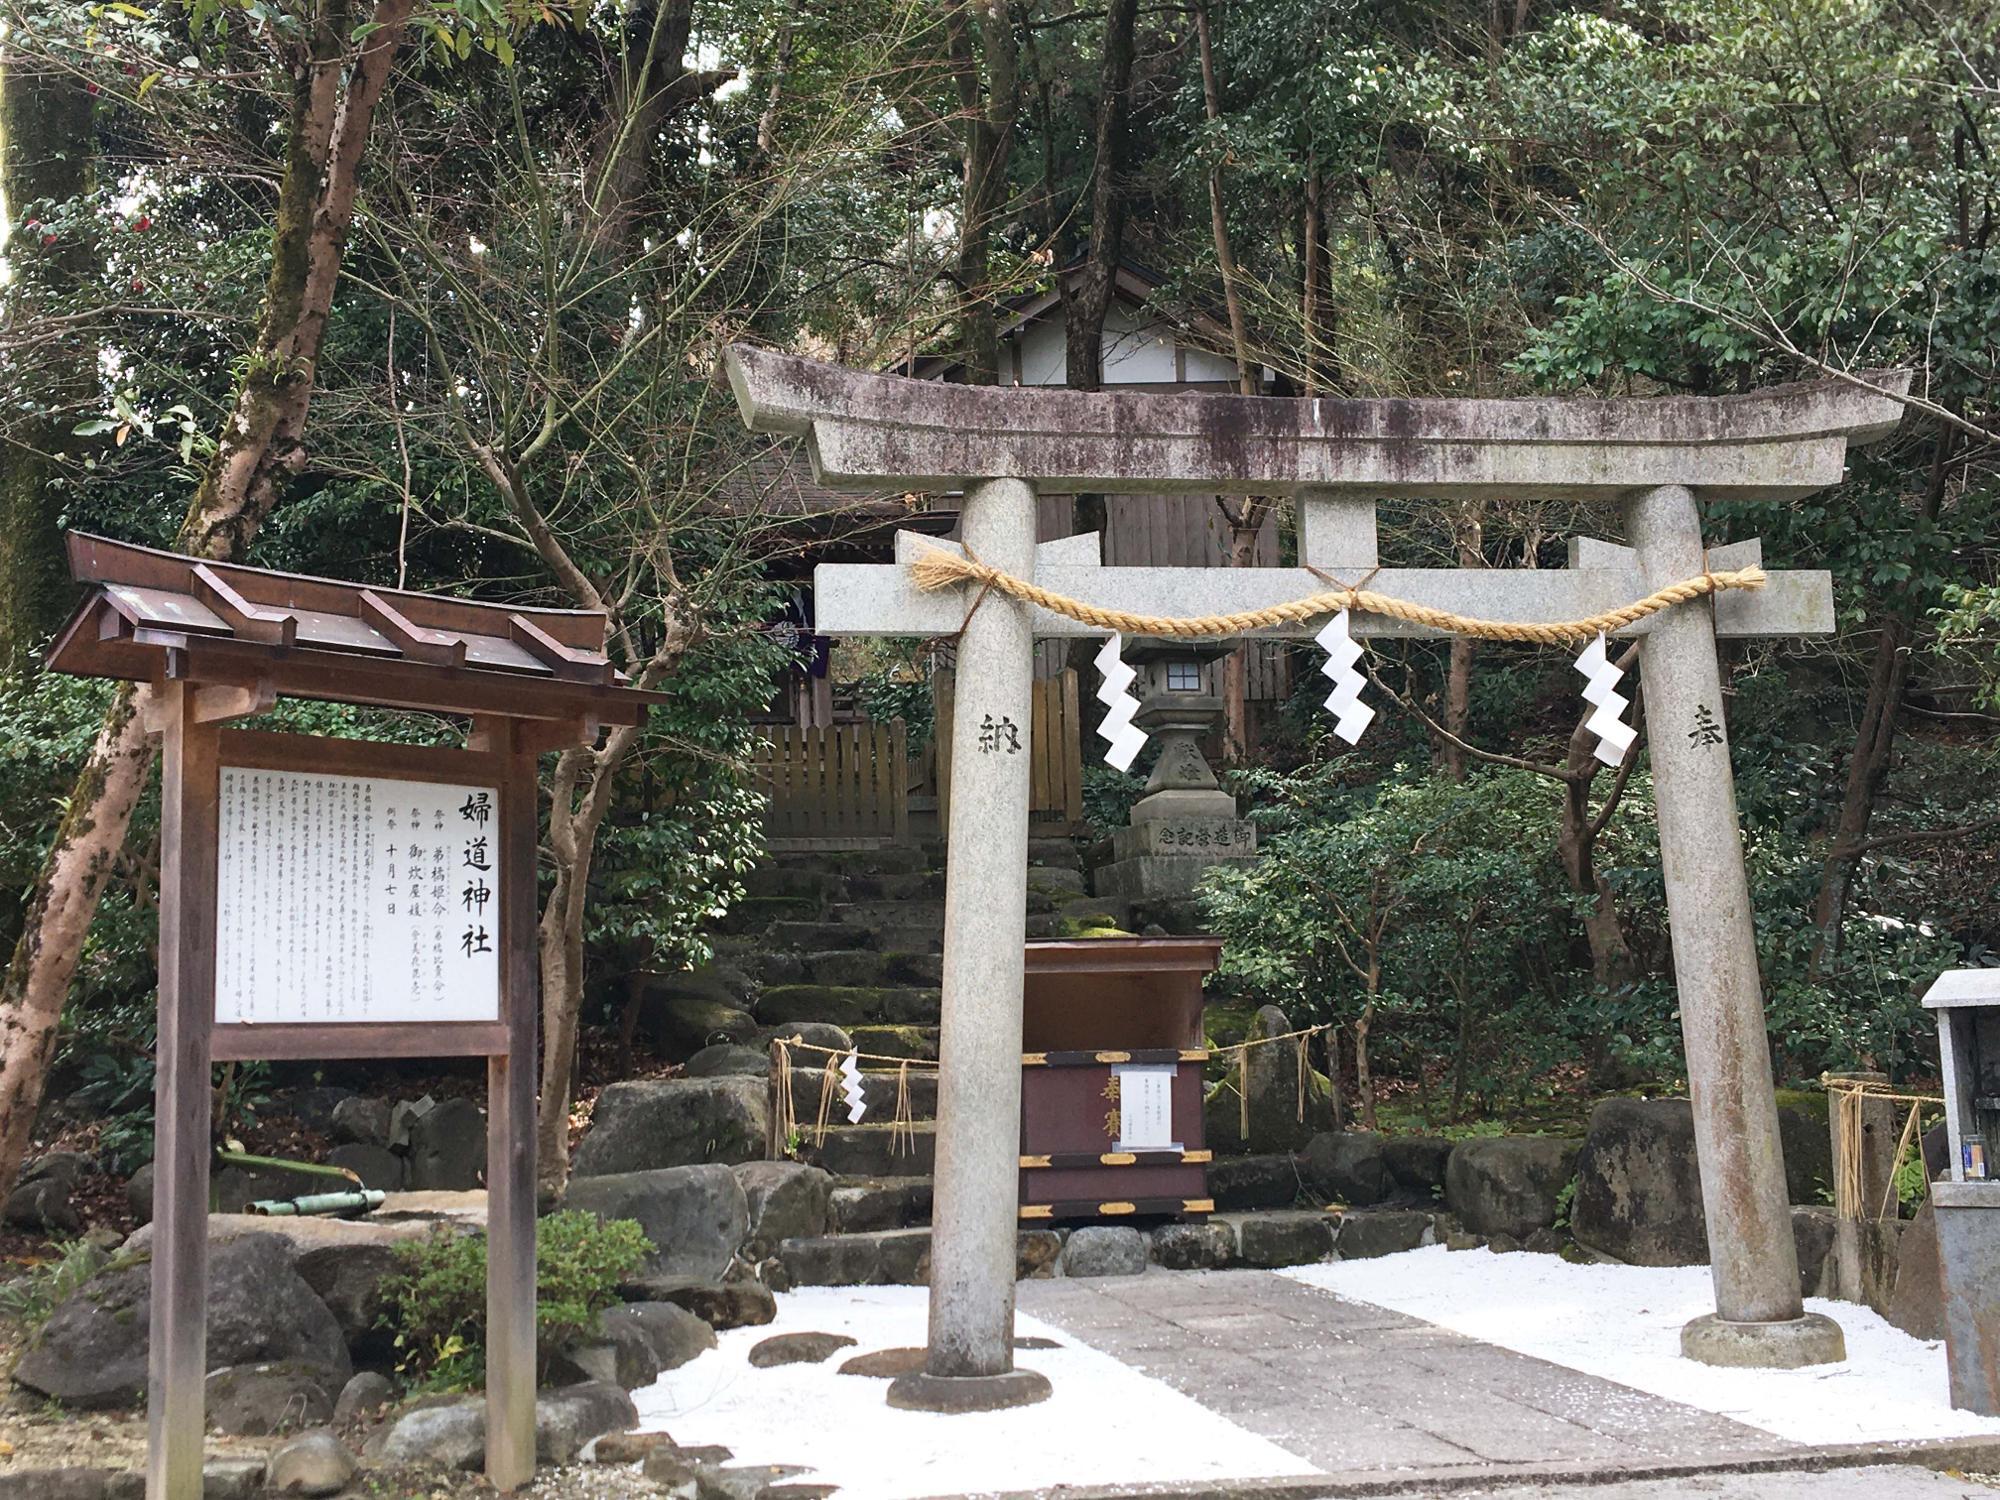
left=726, top=345, right=1911, bottom=501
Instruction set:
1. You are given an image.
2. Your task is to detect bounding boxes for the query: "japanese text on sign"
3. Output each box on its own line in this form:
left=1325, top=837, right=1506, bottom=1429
left=213, top=767, right=501, bottom=1026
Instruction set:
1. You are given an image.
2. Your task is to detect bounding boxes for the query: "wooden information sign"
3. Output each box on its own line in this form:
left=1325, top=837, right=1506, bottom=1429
left=47, top=535, right=662, bottom=1500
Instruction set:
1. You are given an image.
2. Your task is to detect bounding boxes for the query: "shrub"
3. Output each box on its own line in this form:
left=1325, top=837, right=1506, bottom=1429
left=380, top=1211, right=652, bottom=1391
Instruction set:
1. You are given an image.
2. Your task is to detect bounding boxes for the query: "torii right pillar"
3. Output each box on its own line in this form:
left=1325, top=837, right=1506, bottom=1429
left=1629, top=483, right=1842, bottom=1363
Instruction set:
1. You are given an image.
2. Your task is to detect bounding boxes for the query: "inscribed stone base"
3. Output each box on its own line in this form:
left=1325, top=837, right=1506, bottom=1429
left=1095, top=853, right=1258, bottom=903
left=1109, top=818, right=1256, bottom=862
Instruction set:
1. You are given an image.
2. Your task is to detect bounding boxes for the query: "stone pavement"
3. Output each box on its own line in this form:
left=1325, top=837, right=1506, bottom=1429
left=1457, top=1466, right=1995, bottom=1498
left=1019, top=1268, right=1785, bottom=1479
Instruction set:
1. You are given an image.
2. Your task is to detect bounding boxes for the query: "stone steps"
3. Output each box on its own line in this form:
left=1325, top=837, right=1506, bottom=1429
left=773, top=845, right=939, bottom=876
left=758, top=984, right=941, bottom=1029
left=828, top=1175, right=934, bottom=1232
left=848, top=1024, right=940, bottom=1061
left=797, top=1122, right=937, bottom=1178
left=800, top=949, right=944, bottom=988
left=763, top=919, right=875, bottom=952
left=828, top=898, right=946, bottom=931
left=772, top=1205, right=1450, bottom=1287
left=780, top=1072, right=936, bottom=1128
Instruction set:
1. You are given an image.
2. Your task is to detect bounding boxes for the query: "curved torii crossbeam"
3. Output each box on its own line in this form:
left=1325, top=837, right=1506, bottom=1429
left=728, top=345, right=1910, bottom=1407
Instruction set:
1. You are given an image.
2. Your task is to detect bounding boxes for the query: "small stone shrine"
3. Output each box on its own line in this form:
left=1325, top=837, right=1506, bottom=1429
left=1095, top=638, right=1256, bottom=902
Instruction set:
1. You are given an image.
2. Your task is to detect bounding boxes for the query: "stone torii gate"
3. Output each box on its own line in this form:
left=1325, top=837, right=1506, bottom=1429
left=726, top=346, right=1909, bottom=1407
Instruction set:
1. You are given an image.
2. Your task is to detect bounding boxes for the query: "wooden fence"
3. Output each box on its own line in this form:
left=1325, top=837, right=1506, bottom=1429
left=753, top=720, right=909, bottom=845
left=936, top=668, right=1085, bottom=834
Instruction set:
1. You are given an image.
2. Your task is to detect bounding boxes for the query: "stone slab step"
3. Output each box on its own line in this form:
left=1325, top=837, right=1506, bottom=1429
left=776, top=1227, right=1064, bottom=1286
left=798, top=1122, right=936, bottom=1178
left=741, top=867, right=847, bottom=902
left=776, top=1072, right=940, bottom=1128
left=848, top=1025, right=939, bottom=1061
left=774, top=846, right=938, bottom=876
left=717, top=896, right=819, bottom=935
left=764, top=920, right=875, bottom=952
left=843, top=870, right=945, bottom=901
left=828, top=1175, right=934, bottom=1233
left=868, top=926, right=944, bottom=956
left=829, top=897, right=945, bottom=925
left=802, top=950, right=945, bottom=988
left=758, top=984, right=940, bottom=1029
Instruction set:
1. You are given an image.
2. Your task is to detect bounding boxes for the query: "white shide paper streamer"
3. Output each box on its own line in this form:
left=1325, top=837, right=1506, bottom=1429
left=1093, top=633, right=1149, bottom=771
left=839, top=1050, right=868, bottom=1125
left=1315, top=608, right=1374, bottom=745
left=1574, top=631, right=1637, bottom=768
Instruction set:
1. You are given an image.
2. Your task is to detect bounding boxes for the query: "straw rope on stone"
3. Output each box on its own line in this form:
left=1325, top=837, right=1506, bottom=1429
left=906, top=542, right=1766, bottom=645
left=1822, top=1073, right=1943, bottom=1223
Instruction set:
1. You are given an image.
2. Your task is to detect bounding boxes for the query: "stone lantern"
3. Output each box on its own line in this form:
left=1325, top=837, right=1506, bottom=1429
left=1921, top=968, right=2000, bottom=1415
left=1094, top=637, right=1258, bottom=902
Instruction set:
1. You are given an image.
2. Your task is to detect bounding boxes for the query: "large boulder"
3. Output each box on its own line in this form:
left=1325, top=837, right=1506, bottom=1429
left=405, top=1097, right=487, bottom=1191
left=733, top=1161, right=831, bottom=1256
left=1444, top=1137, right=1580, bottom=1240
left=1059, top=1226, right=1146, bottom=1278
left=378, top=1402, right=486, bottom=1469
left=330, top=1096, right=391, bottom=1148
left=536, top=1382, right=638, bottom=1464
left=295, top=1241, right=409, bottom=1363
left=684, top=1045, right=771, bottom=1079
left=1570, top=1098, right=1708, bottom=1266
left=613, top=1301, right=718, bottom=1371
left=651, top=994, right=758, bottom=1063
left=265, top=1430, right=357, bottom=1496
left=1207, top=1154, right=1300, bottom=1211
left=204, top=1360, right=336, bottom=1436
left=571, top=1079, right=767, bottom=1177
left=14, top=1233, right=349, bottom=1409
left=1203, top=1006, right=1328, bottom=1154
left=1298, top=1132, right=1390, bottom=1206
left=1383, top=1137, right=1453, bottom=1198
left=563, top=1164, right=749, bottom=1281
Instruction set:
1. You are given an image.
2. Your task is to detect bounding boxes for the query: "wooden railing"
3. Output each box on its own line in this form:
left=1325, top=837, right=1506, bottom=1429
left=753, top=720, right=910, bottom=845
left=936, top=668, right=1085, bottom=834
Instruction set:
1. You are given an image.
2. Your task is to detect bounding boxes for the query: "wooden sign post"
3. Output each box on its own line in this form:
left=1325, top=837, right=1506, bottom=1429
left=48, top=535, right=661, bottom=1500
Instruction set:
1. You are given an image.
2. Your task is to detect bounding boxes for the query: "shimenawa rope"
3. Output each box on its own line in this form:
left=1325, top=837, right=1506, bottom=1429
left=906, top=542, right=1764, bottom=645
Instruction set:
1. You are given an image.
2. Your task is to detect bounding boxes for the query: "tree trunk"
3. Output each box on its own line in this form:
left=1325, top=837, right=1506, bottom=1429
left=1060, top=0, right=1140, bottom=683
left=1353, top=998, right=1376, bottom=1131
left=943, top=0, right=1017, bottom=385
left=1195, top=1, right=1268, bottom=760
left=0, top=0, right=415, bottom=1197
left=0, top=49, right=97, bottom=674
left=1300, top=166, right=1337, bottom=395
left=1441, top=509, right=1482, bottom=780
left=1808, top=427, right=1954, bottom=970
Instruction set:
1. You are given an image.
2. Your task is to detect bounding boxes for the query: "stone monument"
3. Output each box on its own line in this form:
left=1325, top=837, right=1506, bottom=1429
left=1095, top=638, right=1256, bottom=902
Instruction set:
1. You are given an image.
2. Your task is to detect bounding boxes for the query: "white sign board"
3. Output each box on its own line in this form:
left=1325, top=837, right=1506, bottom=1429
left=1113, top=1063, right=1181, bottom=1153
left=214, top=765, right=501, bottom=1026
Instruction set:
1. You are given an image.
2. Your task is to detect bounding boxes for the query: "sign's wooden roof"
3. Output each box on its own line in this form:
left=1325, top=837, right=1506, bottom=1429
left=48, top=533, right=664, bottom=724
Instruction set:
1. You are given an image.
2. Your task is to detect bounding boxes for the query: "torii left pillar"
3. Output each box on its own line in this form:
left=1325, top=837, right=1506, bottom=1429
left=886, top=477, right=1052, bottom=1412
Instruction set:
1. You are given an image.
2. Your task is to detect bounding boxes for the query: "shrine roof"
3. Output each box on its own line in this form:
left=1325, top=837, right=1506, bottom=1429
left=48, top=533, right=665, bottom=724
left=726, top=346, right=1914, bottom=500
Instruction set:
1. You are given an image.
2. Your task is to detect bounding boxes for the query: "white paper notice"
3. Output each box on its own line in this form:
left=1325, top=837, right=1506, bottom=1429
left=1113, top=1063, right=1181, bottom=1152
left=214, top=766, right=501, bottom=1026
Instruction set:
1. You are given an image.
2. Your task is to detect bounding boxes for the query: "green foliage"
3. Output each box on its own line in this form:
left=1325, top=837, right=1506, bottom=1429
left=0, top=1238, right=116, bottom=1331
left=1200, top=766, right=1581, bottom=1117
left=380, top=1212, right=652, bottom=1392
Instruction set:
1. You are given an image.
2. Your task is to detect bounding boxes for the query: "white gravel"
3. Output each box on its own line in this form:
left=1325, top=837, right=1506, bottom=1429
left=628, top=1284, right=1319, bottom=1497
left=1282, top=1245, right=2000, bottom=1447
